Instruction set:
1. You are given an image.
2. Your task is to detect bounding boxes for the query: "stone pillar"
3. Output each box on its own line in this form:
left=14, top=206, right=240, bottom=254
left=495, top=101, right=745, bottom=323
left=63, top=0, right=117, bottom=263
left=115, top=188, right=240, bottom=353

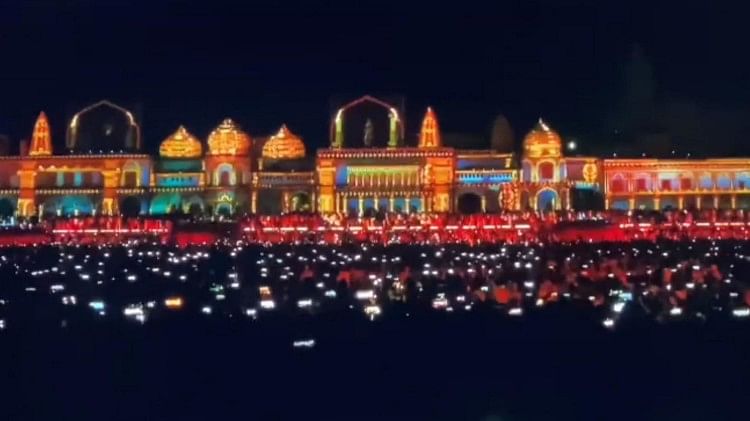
left=358, top=195, right=364, bottom=217
left=405, top=197, right=411, bottom=214
left=714, top=195, right=719, bottom=209
left=251, top=190, right=258, bottom=214
left=678, top=196, right=684, bottom=209
left=389, top=195, right=395, bottom=212
left=654, top=196, right=661, bottom=210
left=696, top=196, right=702, bottom=209
left=373, top=194, right=379, bottom=211
left=311, top=192, right=316, bottom=212
left=732, top=194, right=737, bottom=209
left=481, top=194, right=487, bottom=213
left=629, top=196, right=635, bottom=210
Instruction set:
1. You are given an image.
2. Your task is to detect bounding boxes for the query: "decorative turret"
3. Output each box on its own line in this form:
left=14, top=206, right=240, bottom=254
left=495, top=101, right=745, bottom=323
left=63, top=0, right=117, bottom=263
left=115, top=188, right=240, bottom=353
left=418, top=107, right=441, bottom=148
left=523, top=118, right=562, bottom=159
left=207, top=118, right=251, bottom=156
left=262, top=124, right=305, bottom=159
left=30, top=112, right=52, bottom=156
left=159, top=125, right=203, bottom=158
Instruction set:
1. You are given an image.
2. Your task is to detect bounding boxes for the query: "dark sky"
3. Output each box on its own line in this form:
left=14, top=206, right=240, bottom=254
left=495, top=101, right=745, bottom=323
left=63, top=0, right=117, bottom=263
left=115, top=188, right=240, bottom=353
left=0, top=0, right=748, bottom=153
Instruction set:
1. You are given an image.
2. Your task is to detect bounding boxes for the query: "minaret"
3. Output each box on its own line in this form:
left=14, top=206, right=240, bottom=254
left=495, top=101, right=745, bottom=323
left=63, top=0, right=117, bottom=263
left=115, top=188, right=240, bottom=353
left=418, top=107, right=441, bottom=148
left=29, top=112, right=52, bottom=156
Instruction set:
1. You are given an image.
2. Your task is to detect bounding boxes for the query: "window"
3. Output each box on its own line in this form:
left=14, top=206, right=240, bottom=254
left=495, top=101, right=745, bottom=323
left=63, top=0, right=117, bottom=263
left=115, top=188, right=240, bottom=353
left=661, top=179, right=672, bottom=191
left=680, top=178, right=692, bottom=190
left=636, top=178, right=648, bottom=192
left=610, top=178, right=625, bottom=193
left=538, top=162, right=554, bottom=181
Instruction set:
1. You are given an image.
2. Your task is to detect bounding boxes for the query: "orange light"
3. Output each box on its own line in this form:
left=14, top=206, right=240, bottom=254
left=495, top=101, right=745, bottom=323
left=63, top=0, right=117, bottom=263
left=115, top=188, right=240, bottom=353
left=164, top=297, right=183, bottom=309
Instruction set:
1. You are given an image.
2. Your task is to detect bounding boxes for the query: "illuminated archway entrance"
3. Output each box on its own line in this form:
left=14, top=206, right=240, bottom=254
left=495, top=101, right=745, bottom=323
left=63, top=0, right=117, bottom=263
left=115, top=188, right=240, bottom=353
left=290, top=192, right=311, bottom=212
left=536, top=189, right=558, bottom=212
left=43, top=195, right=95, bottom=216
left=182, top=195, right=205, bottom=216
left=150, top=193, right=182, bottom=215
left=457, top=193, right=482, bottom=214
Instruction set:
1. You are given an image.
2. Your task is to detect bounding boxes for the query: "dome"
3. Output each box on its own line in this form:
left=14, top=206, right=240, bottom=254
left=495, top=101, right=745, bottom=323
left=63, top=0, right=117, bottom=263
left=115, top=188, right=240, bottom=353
left=523, top=118, right=562, bottom=159
left=262, top=124, right=305, bottom=159
left=159, top=126, right=203, bottom=158
left=207, top=118, right=251, bottom=156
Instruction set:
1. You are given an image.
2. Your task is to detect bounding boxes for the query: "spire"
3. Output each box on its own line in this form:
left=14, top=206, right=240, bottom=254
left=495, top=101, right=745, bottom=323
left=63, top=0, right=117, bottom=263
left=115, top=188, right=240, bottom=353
left=419, top=107, right=441, bottom=148
left=29, top=111, right=52, bottom=156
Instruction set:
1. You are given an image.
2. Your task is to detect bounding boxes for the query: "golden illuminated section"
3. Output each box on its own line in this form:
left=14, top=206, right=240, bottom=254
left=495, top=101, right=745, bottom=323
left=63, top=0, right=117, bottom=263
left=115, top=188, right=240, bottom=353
left=30, top=112, right=52, bottom=156
left=207, top=118, right=251, bottom=156
left=159, top=125, right=203, bottom=158
left=523, top=118, right=562, bottom=159
left=262, top=124, right=305, bottom=159
left=419, top=107, right=441, bottom=148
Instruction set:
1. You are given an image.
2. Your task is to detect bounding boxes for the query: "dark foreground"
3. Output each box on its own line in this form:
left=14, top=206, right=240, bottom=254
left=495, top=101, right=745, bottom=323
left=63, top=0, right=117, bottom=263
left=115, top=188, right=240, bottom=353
left=5, top=310, right=749, bottom=421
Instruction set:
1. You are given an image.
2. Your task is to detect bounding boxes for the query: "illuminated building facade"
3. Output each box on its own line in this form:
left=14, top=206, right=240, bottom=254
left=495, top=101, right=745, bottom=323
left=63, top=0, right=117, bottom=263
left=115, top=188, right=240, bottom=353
left=1, top=95, right=749, bottom=218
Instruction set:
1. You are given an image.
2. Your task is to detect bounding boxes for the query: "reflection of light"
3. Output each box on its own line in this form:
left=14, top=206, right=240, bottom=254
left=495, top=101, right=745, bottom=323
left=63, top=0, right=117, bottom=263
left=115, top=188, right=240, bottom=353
left=733, top=307, right=750, bottom=317
left=612, top=302, right=625, bottom=313
left=508, top=307, right=523, bottom=316
left=297, top=299, right=313, bottom=308
left=670, top=307, right=683, bottom=316
left=603, top=318, right=615, bottom=328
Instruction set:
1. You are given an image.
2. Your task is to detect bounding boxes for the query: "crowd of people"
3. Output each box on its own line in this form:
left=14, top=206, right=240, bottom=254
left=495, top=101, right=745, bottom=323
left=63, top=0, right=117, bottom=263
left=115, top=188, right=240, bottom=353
left=2, top=234, right=750, bottom=331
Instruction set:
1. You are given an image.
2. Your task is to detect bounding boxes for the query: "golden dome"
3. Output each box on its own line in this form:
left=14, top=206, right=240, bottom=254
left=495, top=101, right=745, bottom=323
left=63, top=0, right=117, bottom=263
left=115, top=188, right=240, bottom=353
left=523, top=118, right=562, bottom=159
left=207, top=118, right=251, bottom=156
left=159, top=125, right=203, bottom=158
left=262, top=124, right=305, bottom=159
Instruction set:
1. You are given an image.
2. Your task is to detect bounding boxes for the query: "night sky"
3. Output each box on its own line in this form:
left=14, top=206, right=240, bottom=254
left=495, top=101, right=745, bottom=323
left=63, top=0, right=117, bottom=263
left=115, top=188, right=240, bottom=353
left=0, top=1, right=748, bottom=155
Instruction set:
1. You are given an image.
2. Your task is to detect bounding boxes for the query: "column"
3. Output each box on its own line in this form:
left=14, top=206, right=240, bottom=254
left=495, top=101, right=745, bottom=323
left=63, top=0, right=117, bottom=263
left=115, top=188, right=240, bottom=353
left=420, top=194, right=426, bottom=212
left=654, top=197, right=661, bottom=210
left=373, top=194, right=379, bottom=211
left=389, top=195, right=395, bottom=212
left=311, top=192, right=316, bottom=212
left=283, top=191, right=290, bottom=213
left=405, top=197, right=411, bottom=214
left=251, top=191, right=258, bottom=214
left=714, top=195, right=719, bottom=209
left=358, top=195, right=364, bottom=217
left=628, top=196, right=635, bottom=210
left=732, top=194, right=737, bottom=209
left=481, top=195, right=487, bottom=212
left=696, top=196, right=702, bottom=210
left=678, top=196, right=684, bottom=210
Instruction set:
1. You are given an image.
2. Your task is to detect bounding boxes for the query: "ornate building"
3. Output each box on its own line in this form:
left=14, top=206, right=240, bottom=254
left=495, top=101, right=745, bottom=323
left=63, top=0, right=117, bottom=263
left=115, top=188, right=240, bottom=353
left=0, top=95, right=748, bottom=218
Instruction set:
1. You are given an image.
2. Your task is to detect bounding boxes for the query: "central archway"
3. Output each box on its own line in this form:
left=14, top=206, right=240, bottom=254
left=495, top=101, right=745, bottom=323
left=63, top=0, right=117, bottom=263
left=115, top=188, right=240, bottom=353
left=536, top=189, right=558, bottom=212
left=457, top=193, right=482, bottom=214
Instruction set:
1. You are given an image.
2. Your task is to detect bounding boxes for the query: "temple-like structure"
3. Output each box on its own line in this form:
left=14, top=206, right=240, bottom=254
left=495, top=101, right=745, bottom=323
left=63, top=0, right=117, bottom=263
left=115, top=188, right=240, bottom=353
left=1, top=95, right=748, bottom=218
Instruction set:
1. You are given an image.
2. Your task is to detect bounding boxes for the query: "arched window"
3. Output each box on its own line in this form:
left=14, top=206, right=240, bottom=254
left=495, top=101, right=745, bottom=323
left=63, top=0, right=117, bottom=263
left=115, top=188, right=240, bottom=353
left=716, top=174, right=731, bottom=190
left=609, top=174, right=626, bottom=193
left=635, top=174, right=650, bottom=192
left=214, top=163, right=235, bottom=187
